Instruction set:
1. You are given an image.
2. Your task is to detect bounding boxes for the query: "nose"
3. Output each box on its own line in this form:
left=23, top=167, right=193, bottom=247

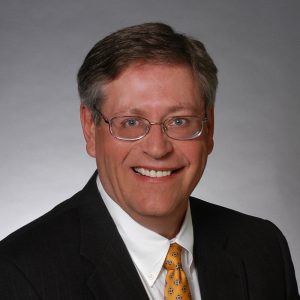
left=142, top=123, right=173, bottom=159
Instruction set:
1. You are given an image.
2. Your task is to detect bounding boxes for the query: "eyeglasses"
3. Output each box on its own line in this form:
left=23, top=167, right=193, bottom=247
left=94, top=106, right=207, bottom=141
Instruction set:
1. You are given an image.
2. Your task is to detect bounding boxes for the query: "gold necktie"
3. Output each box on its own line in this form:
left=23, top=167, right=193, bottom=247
left=163, top=243, right=192, bottom=300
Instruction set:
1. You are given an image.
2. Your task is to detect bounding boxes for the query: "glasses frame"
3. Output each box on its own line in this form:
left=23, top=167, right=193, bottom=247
left=93, top=106, right=208, bottom=141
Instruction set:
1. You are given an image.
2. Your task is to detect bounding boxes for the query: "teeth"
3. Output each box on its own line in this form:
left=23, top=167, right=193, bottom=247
left=134, top=168, right=172, bottom=178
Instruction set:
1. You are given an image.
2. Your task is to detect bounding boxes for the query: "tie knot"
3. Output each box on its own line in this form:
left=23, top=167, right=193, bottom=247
left=164, top=243, right=183, bottom=271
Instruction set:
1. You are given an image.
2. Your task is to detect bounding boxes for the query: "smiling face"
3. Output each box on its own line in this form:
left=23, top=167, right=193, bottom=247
left=81, top=63, right=214, bottom=237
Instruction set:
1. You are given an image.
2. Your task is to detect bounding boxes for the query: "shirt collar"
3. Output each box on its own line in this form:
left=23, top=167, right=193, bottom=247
left=96, top=176, right=194, bottom=286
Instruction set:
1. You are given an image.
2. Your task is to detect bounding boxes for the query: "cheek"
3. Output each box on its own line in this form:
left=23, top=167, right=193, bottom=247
left=95, top=134, right=116, bottom=180
left=182, top=140, right=208, bottom=163
left=95, top=139, right=125, bottom=199
left=95, top=135, right=131, bottom=178
left=183, top=142, right=209, bottom=178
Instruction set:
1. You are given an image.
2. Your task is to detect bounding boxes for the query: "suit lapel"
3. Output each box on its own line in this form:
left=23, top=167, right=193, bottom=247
left=191, top=198, right=249, bottom=300
left=77, top=172, right=149, bottom=300
left=194, top=245, right=249, bottom=300
left=86, top=237, right=149, bottom=300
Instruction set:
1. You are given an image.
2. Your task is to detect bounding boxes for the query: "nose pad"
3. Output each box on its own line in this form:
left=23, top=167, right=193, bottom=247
left=161, top=123, right=168, bottom=136
left=142, top=123, right=173, bottom=159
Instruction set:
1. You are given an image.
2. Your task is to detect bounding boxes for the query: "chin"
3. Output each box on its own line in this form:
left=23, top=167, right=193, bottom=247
left=133, top=197, right=185, bottom=217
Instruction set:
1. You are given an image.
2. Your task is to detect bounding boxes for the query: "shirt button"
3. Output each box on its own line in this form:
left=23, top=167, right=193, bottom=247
left=148, top=273, right=153, bottom=280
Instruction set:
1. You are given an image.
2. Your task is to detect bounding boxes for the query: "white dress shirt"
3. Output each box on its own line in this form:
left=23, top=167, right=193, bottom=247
left=97, top=177, right=202, bottom=300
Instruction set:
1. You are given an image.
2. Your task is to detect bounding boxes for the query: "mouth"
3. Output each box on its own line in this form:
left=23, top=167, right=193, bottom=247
left=133, top=167, right=178, bottom=178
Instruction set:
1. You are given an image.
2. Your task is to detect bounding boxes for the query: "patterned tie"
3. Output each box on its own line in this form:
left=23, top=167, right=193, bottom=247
left=163, top=243, right=192, bottom=300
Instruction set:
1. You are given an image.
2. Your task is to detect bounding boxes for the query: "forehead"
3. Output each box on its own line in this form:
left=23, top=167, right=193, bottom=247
left=102, top=63, right=204, bottom=115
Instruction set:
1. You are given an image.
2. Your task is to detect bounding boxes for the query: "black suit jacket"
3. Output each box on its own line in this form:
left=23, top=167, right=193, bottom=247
left=0, top=172, right=299, bottom=299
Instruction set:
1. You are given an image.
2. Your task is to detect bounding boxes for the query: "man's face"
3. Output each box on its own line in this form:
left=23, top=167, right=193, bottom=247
left=81, top=63, right=214, bottom=234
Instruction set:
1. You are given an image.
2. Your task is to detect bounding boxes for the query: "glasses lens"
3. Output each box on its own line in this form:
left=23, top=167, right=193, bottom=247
left=109, top=115, right=205, bottom=141
left=111, top=116, right=148, bottom=140
left=164, top=116, right=204, bottom=140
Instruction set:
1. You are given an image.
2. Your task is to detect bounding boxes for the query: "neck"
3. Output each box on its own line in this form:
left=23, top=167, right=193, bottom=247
left=129, top=207, right=187, bottom=239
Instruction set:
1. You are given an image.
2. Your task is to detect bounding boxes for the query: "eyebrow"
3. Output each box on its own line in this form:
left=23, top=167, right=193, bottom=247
left=124, top=105, right=199, bottom=116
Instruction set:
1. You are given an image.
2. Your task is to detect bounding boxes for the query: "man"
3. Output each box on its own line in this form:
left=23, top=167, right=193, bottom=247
left=0, top=23, right=299, bottom=300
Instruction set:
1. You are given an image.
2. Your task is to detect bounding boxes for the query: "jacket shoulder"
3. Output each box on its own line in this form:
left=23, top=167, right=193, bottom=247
left=0, top=172, right=99, bottom=261
left=190, top=197, right=299, bottom=298
left=189, top=196, right=290, bottom=259
left=190, top=196, right=277, bottom=232
left=0, top=191, right=81, bottom=260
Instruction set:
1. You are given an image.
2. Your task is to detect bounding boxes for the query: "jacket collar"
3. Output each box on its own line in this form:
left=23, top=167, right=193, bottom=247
left=77, top=172, right=149, bottom=299
left=191, top=197, right=249, bottom=300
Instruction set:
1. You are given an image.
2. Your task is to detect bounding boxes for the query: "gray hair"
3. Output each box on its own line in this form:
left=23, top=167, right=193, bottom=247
left=77, top=22, right=218, bottom=123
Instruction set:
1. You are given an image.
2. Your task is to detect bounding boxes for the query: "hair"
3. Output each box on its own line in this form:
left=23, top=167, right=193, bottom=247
left=77, top=22, right=218, bottom=123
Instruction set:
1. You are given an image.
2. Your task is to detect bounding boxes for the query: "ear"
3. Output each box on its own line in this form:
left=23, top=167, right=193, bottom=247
left=206, top=107, right=214, bottom=155
left=80, top=104, right=96, bottom=158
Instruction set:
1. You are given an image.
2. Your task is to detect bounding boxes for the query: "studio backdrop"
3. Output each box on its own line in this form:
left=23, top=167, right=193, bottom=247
left=0, top=0, right=299, bottom=283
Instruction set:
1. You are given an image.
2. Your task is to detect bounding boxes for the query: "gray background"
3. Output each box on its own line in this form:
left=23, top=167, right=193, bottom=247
left=1, top=0, right=299, bottom=284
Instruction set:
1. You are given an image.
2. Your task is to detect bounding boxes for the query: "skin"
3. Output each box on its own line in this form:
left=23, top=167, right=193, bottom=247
left=81, top=63, right=214, bottom=239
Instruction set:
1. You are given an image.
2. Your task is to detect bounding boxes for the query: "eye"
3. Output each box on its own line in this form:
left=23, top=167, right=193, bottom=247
left=121, top=118, right=140, bottom=128
left=169, top=117, right=189, bottom=127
